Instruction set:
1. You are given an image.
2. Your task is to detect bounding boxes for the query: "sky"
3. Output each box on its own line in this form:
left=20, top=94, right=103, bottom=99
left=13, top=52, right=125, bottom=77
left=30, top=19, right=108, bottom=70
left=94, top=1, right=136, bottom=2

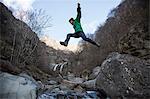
left=1, top=0, right=122, bottom=45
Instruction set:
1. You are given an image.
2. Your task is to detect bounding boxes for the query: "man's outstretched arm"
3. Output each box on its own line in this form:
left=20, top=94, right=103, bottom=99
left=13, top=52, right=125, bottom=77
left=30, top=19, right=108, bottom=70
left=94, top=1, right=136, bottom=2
left=76, top=3, right=81, bottom=22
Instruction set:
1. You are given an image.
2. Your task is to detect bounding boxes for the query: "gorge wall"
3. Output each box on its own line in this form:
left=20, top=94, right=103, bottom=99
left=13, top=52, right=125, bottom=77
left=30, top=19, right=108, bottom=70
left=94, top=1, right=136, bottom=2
left=0, top=2, right=74, bottom=79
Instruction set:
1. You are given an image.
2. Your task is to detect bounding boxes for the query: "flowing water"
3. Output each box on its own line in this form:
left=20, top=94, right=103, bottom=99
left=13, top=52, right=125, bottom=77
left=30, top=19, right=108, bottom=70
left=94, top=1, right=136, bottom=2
left=38, top=91, right=99, bottom=99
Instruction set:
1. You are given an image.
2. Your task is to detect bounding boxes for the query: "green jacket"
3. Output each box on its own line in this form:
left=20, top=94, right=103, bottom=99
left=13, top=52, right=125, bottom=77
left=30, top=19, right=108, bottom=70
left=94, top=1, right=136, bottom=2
left=73, top=6, right=83, bottom=32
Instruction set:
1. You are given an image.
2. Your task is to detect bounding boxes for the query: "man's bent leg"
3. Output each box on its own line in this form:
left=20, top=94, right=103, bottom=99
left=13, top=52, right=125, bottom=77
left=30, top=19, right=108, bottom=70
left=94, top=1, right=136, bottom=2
left=64, top=33, right=74, bottom=44
left=60, top=33, right=78, bottom=46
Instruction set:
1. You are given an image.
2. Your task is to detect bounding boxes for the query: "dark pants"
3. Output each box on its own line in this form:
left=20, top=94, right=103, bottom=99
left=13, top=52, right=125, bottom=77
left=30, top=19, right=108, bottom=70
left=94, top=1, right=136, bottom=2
left=64, top=31, right=98, bottom=46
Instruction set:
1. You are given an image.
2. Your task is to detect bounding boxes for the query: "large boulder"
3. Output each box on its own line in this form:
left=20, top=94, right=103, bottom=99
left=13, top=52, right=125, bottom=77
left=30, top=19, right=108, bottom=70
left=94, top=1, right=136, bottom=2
left=0, top=72, right=37, bottom=99
left=96, top=52, right=150, bottom=98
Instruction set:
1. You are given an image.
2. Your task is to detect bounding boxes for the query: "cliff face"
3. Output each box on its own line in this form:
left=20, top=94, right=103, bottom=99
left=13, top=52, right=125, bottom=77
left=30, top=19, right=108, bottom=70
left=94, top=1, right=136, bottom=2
left=0, top=2, right=42, bottom=66
left=0, top=2, right=73, bottom=77
left=119, top=22, right=150, bottom=60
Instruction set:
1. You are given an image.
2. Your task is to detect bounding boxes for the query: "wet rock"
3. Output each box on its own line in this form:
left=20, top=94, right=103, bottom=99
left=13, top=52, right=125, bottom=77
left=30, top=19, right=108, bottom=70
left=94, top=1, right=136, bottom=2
left=67, top=72, right=75, bottom=81
left=73, top=85, right=84, bottom=93
left=37, top=81, right=45, bottom=89
left=66, top=72, right=84, bottom=83
left=44, top=85, right=59, bottom=91
left=71, top=77, right=84, bottom=83
left=96, top=52, right=150, bottom=98
left=59, top=85, right=72, bottom=91
left=61, top=79, right=76, bottom=90
left=81, top=69, right=90, bottom=81
left=0, top=72, right=37, bottom=99
left=89, top=66, right=101, bottom=80
left=19, top=73, right=38, bottom=85
left=51, top=88, right=61, bottom=92
left=82, top=79, right=96, bottom=89
left=47, top=80, right=58, bottom=85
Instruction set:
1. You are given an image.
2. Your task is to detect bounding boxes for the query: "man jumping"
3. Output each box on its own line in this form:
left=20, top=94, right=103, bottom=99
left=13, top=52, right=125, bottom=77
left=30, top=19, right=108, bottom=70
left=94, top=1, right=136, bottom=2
left=60, top=3, right=100, bottom=47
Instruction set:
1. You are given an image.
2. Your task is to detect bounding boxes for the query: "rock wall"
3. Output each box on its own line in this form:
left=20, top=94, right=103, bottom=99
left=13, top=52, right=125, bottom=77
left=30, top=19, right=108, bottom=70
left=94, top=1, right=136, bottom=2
left=0, top=2, right=45, bottom=67
left=0, top=2, right=73, bottom=75
left=119, top=22, right=150, bottom=59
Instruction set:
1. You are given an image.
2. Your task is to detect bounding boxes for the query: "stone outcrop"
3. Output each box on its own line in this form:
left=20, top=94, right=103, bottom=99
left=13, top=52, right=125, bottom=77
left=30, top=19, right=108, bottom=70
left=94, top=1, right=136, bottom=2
left=0, top=72, right=37, bottom=99
left=96, top=52, right=150, bottom=98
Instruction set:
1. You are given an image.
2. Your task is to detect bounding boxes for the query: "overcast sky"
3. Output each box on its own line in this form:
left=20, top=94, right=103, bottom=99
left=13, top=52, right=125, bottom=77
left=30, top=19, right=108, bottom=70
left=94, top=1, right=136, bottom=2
left=1, top=0, right=122, bottom=45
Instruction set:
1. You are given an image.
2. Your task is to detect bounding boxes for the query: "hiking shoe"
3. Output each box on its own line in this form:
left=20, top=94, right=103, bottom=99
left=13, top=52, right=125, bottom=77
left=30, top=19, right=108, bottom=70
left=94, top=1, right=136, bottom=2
left=60, top=41, right=67, bottom=46
left=96, top=43, right=100, bottom=48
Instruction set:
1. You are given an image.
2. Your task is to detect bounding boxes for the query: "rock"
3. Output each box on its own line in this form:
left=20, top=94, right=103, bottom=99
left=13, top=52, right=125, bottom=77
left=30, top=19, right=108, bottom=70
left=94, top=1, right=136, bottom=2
left=119, top=23, right=150, bottom=60
left=89, top=66, right=100, bottom=80
left=61, top=80, right=76, bottom=90
left=67, top=72, right=75, bottom=81
left=59, top=85, right=70, bottom=91
left=96, top=52, right=150, bottom=98
left=82, top=79, right=96, bottom=89
left=47, top=80, right=57, bottom=85
left=73, top=85, right=84, bottom=93
left=37, top=81, right=45, bottom=89
left=71, top=77, right=84, bottom=84
left=0, top=72, right=37, bottom=99
left=67, top=72, right=84, bottom=83
left=19, top=73, right=38, bottom=85
left=51, top=88, right=61, bottom=92
left=44, top=84, right=59, bottom=91
left=0, top=59, right=21, bottom=74
left=81, top=69, right=90, bottom=81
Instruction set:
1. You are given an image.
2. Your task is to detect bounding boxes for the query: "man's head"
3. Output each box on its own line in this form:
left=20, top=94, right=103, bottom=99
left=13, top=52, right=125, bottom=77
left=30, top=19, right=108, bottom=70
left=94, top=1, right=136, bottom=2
left=69, top=18, right=74, bottom=25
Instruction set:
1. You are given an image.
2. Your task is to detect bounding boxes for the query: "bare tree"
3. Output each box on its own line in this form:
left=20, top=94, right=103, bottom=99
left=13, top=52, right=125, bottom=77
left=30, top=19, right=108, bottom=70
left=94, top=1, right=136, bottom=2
left=9, top=9, right=52, bottom=66
left=16, top=9, right=52, bottom=36
left=26, top=9, right=52, bottom=36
